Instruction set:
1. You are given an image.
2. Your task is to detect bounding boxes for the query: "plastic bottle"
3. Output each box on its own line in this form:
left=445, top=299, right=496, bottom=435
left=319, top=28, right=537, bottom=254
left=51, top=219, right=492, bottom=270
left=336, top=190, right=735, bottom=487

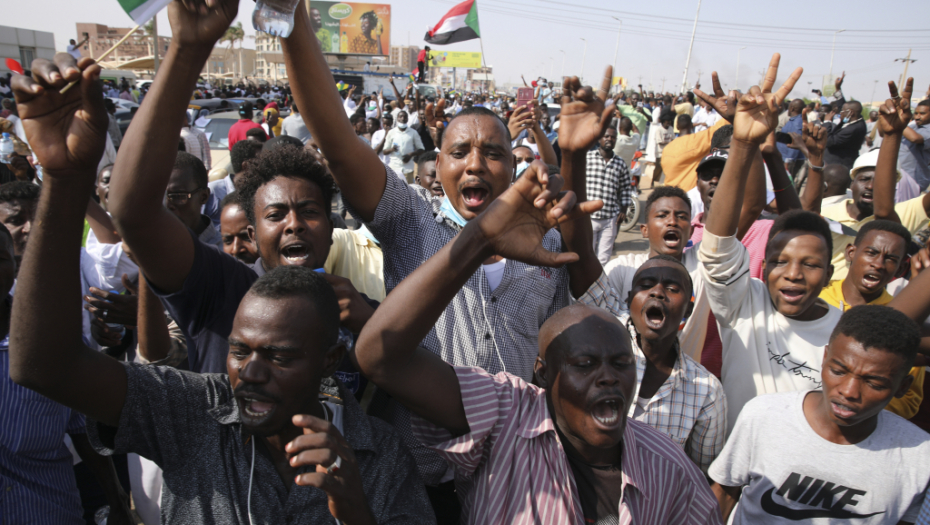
left=94, top=505, right=109, bottom=525
left=331, top=32, right=340, bottom=54
left=0, top=133, right=13, bottom=164
left=251, top=0, right=301, bottom=38
left=340, top=31, right=348, bottom=53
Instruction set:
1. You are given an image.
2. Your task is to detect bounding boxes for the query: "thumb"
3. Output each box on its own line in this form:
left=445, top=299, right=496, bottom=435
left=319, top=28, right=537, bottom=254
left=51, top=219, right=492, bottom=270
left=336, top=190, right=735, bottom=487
left=532, top=247, right=580, bottom=268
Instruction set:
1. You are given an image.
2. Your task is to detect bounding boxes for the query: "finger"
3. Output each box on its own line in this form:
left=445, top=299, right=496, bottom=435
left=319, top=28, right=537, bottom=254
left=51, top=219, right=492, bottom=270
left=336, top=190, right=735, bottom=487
left=556, top=199, right=604, bottom=224
left=289, top=448, right=339, bottom=470
left=773, top=66, right=803, bottom=106
left=29, top=58, right=61, bottom=90
left=89, top=287, right=120, bottom=302
left=10, top=73, right=44, bottom=104
left=292, top=413, right=335, bottom=434
left=530, top=246, right=580, bottom=268
left=121, top=275, right=138, bottom=295
left=53, top=53, right=82, bottom=85
left=887, top=81, right=899, bottom=99
left=761, top=53, right=781, bottom=93
left=294, top=471, right=332, bottom=489
left=83, top=297, right=112, bottom=310
left=901, top=77, right=914, bottom=107
left=546, top=189, right=576, bottom=219
left=597, top=65, right=613, bottom=103
left=711, top=72, right=724, bottom=98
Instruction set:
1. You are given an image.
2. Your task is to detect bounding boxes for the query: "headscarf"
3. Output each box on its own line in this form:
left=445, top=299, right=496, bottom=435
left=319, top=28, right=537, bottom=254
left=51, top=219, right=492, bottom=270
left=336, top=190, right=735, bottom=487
left=263, top=107, right=282, bottom=137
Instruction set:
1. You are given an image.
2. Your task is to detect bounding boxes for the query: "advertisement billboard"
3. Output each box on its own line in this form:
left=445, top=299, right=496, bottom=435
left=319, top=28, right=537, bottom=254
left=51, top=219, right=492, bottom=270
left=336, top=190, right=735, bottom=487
left=308, top=2, right=391, bottom=56
left=429, top=51, right=482, bottom=69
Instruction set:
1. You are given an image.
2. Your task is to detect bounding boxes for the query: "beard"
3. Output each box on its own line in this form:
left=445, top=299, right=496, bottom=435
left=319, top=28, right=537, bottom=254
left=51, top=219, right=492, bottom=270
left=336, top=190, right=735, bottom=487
left=855, top=199, right=874, bottom=217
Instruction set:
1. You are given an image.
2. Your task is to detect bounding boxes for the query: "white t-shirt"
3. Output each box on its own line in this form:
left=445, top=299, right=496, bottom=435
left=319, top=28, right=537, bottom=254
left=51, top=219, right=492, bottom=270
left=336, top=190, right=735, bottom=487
left=698, top=232, right=843, bottom=433
left=482, top=259, right=507, bottom=292
left=66, top=44, right=82, bottom=60
left=383, top=127, right=424, bottom=175
left=709, top=390, right=930, bottom=525
left=370, top=128, right=389, bottom=165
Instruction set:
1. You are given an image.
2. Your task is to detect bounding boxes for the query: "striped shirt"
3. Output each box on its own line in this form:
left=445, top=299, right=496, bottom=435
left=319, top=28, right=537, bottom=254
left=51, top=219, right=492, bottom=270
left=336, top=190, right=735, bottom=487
left=1, top=337, right=87, bottom=524
left=580, top=274, right=728, bottom=473
left=410, top=366, right=722, bottom=525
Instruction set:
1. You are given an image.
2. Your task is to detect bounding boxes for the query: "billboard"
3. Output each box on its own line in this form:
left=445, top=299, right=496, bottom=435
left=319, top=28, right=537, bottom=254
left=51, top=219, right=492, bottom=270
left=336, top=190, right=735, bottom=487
left=429, top=51, right=482, bottom=69
left=308, top=2, right=391, bottom=56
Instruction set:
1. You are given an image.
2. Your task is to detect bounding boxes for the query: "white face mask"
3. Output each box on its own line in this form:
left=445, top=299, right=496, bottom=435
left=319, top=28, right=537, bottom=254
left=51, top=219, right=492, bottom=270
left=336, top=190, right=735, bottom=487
left=515, top=161, right=530, bottom=178
left=397, top=122, right=408, bottom=130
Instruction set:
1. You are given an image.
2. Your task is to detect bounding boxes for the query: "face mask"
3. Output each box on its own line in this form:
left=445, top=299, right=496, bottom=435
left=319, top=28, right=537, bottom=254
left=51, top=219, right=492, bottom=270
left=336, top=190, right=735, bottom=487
left=397, top=123, right=408, bottom=130
left=515, top=161, right=530, bottom=178
left=842, top=117, right=850, bottom=124
left=438, top=197, right=468, bottom=228
left=368, top=105, right=377, bottom=111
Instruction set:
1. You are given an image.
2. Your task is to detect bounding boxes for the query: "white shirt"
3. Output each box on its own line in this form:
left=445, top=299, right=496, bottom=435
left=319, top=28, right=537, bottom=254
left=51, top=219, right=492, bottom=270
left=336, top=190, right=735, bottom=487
left=482, top=259, right=507, bottom=292
left=370, top=128, right=389, bottom=165
left=66, top=44, right=82, bottom=60
left=383, top=127, right=424, bottom=175
left=698, top=232, right=843, bottom=433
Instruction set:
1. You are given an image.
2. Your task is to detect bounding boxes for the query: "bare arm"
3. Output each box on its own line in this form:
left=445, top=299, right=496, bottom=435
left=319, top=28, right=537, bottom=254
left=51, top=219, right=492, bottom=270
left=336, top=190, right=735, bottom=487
left=108, top=0, right=238, bottom=294
left=531, top=119, right=558, bottom=166
left=873, top=79, right=913, bottom=223
left=795, top=120, right=828, bottom=212
left=70, top=433, right=132, bottom=523
left=282, top=3, right=386, bottom=222
left=136, top=274, right=173, bottom=363
left=737, top=148, right=769, bottom=239
left=890, top=244, right=930, bottom=326
left=9, top=56, right=126, bottom=427
left=759, top=133, right=802, bottom=215
left=85, top=198, right=121, bottom=244
left=711, top=483, right=741, bottom=522
left=903, top=126, right=923, bottom=144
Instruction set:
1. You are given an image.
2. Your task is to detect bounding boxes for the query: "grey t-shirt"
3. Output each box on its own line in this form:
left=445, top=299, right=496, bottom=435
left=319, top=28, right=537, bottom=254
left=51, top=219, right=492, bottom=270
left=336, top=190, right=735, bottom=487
left=280, top=113, right=312, bottom=144
left=88, top=362, right=434, bottom=524
left=709, top=390, right=930, bottom=524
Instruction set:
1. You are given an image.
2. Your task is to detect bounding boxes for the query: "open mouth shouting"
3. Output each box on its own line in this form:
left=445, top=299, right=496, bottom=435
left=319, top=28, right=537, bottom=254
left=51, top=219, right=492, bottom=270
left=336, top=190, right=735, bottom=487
left=778, top=286, right=807, bottom=305
left=662, top=229, right=683, bottom=251
left=830, top=399, right=859, bottom=420
left=280, top=242, right=311, bottom=265
left=860, top=271, right=884, bottom=291
left=236, top=392, right=278, bottom=425
left=859, top=192, right=873, bottom=204
left=430, top=183, right=445, bottom=197
left=589, top=395, right=624, bottom=430
left=459, top=179, right=492, bottom=211
left=642, top=301, right=668, bottom=332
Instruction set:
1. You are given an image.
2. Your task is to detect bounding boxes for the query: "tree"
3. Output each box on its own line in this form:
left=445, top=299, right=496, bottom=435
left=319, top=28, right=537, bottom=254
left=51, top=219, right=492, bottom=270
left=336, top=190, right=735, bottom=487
left=220, top=22, right=245, bottom=78
left=143, top=19, right=156, bottom=58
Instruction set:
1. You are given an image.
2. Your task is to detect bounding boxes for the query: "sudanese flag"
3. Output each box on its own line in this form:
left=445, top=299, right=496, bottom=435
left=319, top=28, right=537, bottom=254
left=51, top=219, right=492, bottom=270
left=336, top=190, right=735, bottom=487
left=424, top=0, right=481, bottom=45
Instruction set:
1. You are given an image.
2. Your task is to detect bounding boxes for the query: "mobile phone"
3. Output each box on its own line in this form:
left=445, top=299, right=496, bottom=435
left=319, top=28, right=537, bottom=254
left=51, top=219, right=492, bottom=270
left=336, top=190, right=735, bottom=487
left=775, top=132, right=793, bottom=144
left=516, top=87, right=534, bottom=110
left=637, top=102, right=643, bottom=108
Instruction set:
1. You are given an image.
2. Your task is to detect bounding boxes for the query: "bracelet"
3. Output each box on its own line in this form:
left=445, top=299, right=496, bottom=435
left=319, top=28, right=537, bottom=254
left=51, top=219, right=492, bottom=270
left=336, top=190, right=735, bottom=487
left=806, top=160, right=824, bottom=172
left=773, top=186, right=790, bottom=193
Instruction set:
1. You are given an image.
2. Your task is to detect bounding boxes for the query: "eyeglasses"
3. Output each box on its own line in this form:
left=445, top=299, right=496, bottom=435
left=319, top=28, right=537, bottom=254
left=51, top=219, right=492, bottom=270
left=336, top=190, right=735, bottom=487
left=165, top=188, right=204, bottom=206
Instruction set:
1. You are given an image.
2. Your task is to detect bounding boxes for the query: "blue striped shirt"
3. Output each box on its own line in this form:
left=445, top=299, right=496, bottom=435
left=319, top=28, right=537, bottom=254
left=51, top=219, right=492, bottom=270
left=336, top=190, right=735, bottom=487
left=1, top=335, right=86, bottom=524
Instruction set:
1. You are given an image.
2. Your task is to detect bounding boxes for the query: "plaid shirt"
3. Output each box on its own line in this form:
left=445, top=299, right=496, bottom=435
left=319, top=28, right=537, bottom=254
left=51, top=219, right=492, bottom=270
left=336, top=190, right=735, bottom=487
left=580, top=273, right=727, bottom=473
left=917, top=489, right=930, bottom=525
left=585, top=149, right=634, bottom=220
left=355, top=167, right=571, bottom=484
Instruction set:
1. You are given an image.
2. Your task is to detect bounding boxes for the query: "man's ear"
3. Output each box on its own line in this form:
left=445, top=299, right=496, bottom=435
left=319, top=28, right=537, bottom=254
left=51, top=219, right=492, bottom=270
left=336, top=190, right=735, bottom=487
left=844, top=243, right=856, bottom=264
left=247, top=224, right=257, bottom=244
left=323, top=342, right=347, bottom=378
left=199, top=187, right=211, bottom=206
left=639, top=222, right=649, bottom=239
left=533, top=357, right=549, bottom=389
left=893, top=370, right=915, bottom=399
left=824, top=263, right=835, bottom=286
left=684, top=297, right=695, bottom=319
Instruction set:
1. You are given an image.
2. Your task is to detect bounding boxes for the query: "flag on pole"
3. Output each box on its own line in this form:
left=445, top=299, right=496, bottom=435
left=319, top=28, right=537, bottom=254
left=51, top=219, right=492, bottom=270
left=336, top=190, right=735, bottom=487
left=424, top=0, right=481, bottom=45
left=117, top=0, right=172, bottom=25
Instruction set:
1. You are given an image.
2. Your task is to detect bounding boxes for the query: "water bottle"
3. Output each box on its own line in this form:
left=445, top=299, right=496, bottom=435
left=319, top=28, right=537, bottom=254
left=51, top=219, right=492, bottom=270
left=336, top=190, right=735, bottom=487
left=94, top=505, right=109, bottom=525
left=252, top=0, right=301, bottom=38
left=0, top=133, right=13, bottom=164
left=331, top=32, right=340, bottom=54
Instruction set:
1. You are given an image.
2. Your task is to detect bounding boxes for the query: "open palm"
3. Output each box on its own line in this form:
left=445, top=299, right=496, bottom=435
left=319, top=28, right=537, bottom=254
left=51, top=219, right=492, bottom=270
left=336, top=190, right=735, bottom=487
left=557, top=66, right=615, bottom=152
left=731, top=54, right=802, bottom=145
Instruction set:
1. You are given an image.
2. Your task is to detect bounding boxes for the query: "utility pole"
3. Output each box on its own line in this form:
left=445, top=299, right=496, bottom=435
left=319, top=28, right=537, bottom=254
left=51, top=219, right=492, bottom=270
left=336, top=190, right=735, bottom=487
left=611, top=17, right=622, bottom=93
left=559, top=50, right=566, bottom=80
left=736, top=46, right=746, bottom=91
left=896, top=50, right=917, bottom=89
left=680, top=0, right=702, bottom=94
left=661, top=77, right=667, bottom=92
left=580, top=38, right=588, bottom=86
left=829, top=29, right=845, bottom=77
left=152, top=16, right=160, bottom=74
left=869, top=79, right=878, bottom=110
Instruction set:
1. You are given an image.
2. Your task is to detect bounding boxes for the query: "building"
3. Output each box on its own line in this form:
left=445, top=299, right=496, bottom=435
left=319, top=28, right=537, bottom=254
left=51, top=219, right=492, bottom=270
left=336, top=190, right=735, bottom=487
left=390, top=45, right=419, bottom=72
left=254, top=33, right=285, bottom=82
left=467, top=66, right=495, bottom=92
left=0, top=25, right=55, bottom=74
left=74, top=23, right=170, bottom=66
left=205, top=45, right=257, bottom=81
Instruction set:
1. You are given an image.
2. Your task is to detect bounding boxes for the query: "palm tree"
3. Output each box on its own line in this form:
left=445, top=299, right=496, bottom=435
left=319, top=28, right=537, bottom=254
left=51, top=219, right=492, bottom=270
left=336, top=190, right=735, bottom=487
left=143, top=19, right=156, bottom=58
left=220, top=22, right=245, bottom=78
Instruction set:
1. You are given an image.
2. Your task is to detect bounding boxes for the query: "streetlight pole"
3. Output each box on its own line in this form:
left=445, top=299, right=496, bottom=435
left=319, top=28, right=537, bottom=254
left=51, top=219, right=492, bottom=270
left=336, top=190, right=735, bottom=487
left=549, top=57, right=554, bottom=79
left=680, top=0, right=702, bottom=94
left=829, top=29, right=845, bottom=77
left=559, top=50, right=565, bottom=81
left=736, top=46, right=746, bottom=91
left=611, top=17, right=622, bottom=93
left=580, top=38, right=587, bottom=86
left=869, top=79, right=878, bottom=110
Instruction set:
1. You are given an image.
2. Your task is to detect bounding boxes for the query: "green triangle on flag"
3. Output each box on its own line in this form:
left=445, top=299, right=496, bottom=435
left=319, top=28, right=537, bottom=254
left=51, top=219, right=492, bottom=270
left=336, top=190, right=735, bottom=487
left=464, top=1, right=480, bottom=37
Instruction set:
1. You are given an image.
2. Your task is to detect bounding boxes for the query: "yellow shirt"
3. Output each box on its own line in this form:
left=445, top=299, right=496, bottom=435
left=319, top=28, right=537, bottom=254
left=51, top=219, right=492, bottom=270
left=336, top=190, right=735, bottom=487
left=659, top=119, right=727, bottom=192
left=819, top=279, right=925, bottom=419
left=822, top=196, right=929, bottom=282
left=323, top=228, right=386, bottom=302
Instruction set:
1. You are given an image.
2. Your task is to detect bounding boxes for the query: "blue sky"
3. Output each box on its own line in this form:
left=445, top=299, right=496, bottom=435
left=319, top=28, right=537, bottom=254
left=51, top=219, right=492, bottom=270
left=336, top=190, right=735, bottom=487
left=6, top=0, right=928, bottom=102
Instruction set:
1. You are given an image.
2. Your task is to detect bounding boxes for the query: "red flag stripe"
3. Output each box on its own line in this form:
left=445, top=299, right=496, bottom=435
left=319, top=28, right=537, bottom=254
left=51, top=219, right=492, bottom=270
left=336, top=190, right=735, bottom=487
left=428, top=0, right=474, bottom=37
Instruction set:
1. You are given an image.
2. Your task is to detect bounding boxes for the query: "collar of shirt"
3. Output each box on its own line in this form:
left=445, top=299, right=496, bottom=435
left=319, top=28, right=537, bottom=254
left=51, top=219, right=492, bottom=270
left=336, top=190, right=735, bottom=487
left=624, top=316, right=687, bottom=403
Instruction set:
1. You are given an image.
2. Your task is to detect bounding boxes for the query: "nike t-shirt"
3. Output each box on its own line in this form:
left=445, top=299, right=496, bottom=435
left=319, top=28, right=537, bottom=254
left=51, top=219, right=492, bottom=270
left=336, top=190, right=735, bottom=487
left=709, top=390, right=930, bottom=525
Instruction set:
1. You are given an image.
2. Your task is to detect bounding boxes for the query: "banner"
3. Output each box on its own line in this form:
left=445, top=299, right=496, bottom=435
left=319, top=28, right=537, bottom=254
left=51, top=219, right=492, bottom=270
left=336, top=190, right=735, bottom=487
left=429, top=51, right=482, bottom=69
left=611, top=76, right=627, bottom=88
left=117, top=0, right=171, bottom=25
left=308, top=2, right=391, bottom=56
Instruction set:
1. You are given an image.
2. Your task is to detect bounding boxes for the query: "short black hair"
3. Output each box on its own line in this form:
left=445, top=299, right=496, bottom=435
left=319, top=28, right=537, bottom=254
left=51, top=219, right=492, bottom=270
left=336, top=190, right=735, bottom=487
left=830, top=305, right=920, bottom=373
left=645, top=186, right=691, bottom=217
left=220, top=190, right=241, bottom=211
left=659, top=109, right=675, bottom=124
left=245, top=127, right=267, bottom=142
left=633, top=253, right=694, bottom=295
left=262, top=136, right=304, bottom=152
left=238, top=145, right=336, bottom=224
left=417, top=150, right=438, bottom=166
left=448, top=106, right=512, bottom=143
left=711, top=125, right=733, bottom=150
left=173, top=152, right=208, bottom=189
left=0, top=181, right=40, bottom=205
left=231, top=139, right=263, bottom=174
left=247, top=266, right=340, bottom=349
left=676, top=114, right=692, bottom=129
left=766, top=209, right=833, bottom=258
left=918, top=100, right=930, bottom=110
left=854, top=219, right=911, bottom=250
left=349, top=113, right=365, bottom=126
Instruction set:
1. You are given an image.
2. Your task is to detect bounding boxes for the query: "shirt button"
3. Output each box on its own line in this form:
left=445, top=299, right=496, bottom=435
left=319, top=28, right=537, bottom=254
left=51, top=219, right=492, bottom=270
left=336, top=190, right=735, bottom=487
left=485, top=333, right=491, bottom=340
left=490, top=296, right=497, bottom=302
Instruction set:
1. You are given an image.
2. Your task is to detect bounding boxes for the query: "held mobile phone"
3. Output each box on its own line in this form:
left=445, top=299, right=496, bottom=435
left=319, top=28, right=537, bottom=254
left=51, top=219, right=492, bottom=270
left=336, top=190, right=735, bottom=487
left=516, top=87, right=535, bottom=111
left=775, top=132, right=793, bottom=145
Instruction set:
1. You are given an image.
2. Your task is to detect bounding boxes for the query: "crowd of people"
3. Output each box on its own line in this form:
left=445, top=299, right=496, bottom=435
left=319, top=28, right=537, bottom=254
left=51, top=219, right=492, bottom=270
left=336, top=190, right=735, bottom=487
left=2, top=0, right=930, bottom=524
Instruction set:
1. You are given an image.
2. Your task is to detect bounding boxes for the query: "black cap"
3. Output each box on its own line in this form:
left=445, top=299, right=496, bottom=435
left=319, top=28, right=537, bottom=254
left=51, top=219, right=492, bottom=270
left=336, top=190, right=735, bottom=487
left=238, top=101, right=254, bottom=117
left=696, top=150, right=728, bottom=173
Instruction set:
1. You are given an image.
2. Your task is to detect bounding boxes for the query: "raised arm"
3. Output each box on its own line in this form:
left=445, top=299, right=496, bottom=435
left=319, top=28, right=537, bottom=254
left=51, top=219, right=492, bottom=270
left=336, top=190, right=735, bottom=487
left=704, top=54, right=802, bottom=238
left=531, top=104, right=558, bottom=166
left=9, top=56, right=126, bottom=427
left=890, top=243, right=930, bottom=328
left=85, top=197, right=121, bottom=244
left=553, top=68, right=614, bottom=297
left=282, top=3, right=386, bottom=222
left=108, top=0, right=238, bottom=294
left=794, top=119, right=828, bottom=212
left=354, top=166, right=597, bottom=435
left=760, top=132, right=803, bottom=214
left=873, top=79, right=913, bottom=223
